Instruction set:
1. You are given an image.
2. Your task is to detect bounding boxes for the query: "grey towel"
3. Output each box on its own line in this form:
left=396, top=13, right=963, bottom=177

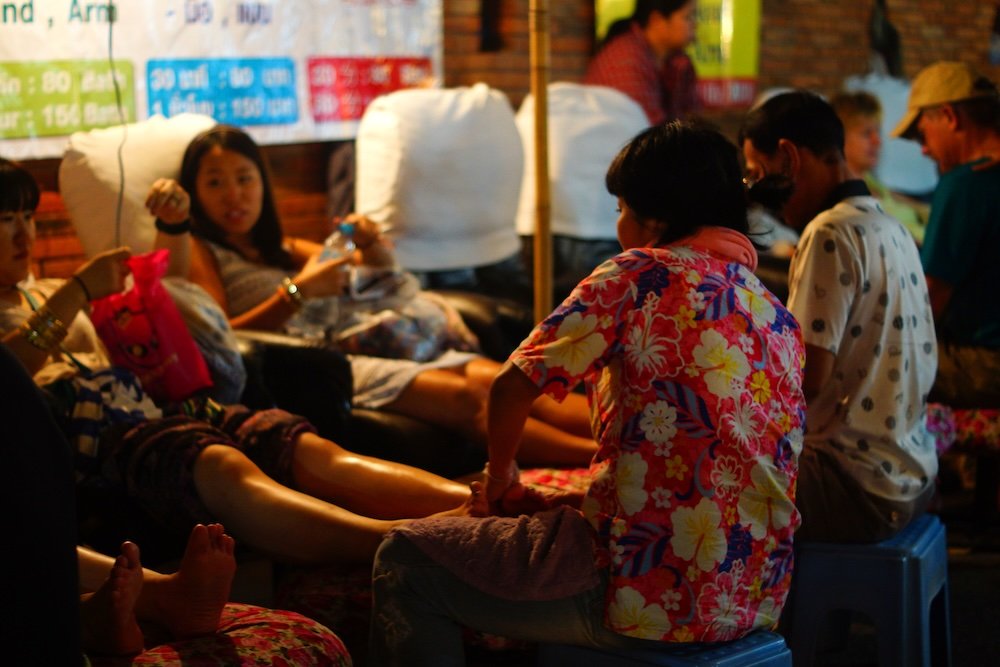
left=391, top=505, right=601, bottom=601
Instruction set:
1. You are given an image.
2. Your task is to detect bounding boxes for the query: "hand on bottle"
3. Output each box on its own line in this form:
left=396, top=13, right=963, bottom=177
left=343, top=214, right=381, bottom=249
left=293, top=251, right=350, bottom=299
left=145, top=178, right=191, bottom=224
left=75, top=247, right=132, bottom=301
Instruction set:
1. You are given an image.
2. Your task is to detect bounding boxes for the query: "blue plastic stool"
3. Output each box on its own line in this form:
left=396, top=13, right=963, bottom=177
left=536, top=630, right=791, bottom=666
left=785, top=513, right=952, bottom=666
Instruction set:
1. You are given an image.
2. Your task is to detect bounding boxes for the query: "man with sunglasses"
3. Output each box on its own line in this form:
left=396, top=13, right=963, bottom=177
left=739, top=91, right=939, bottom=543
left=893, top=61, right=1000, bottom=409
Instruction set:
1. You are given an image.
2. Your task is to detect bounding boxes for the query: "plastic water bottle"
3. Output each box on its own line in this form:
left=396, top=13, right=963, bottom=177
left=321, top=220, right=357, bottom=261
left=320, top=220, right=356, bottom=294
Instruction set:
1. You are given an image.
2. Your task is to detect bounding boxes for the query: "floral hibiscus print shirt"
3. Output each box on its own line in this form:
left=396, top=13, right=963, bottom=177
left=511, top=243, right=806, bottom=642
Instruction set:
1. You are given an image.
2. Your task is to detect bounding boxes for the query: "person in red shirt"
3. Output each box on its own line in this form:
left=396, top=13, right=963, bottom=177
left=585, top=0, right=699, bottom=124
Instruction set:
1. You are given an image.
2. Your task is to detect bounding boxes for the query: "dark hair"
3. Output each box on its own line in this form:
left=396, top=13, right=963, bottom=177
left=179, top=125, right=293, bottom=269
left=632, top=0, right=691, bottom=27
left=953, top=76, right=1000, bottom=134
left=739, top=90, right=845, bottom=159
left=602, top=18, right=633, bottom=46
left=0, top=158, right=40, bottom=213
left=830, top=91, right=882, bottom=123
left=605, top=120, right=748, bottom=245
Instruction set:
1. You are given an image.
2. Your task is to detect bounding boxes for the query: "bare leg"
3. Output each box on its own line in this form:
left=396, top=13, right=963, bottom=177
left=79, top=542, right=144, bottom=655
left=463, top=357, right=593, bottom=439
left=193, top=445, right=483, bottom=564
left=291, top=432, right=479, bottom=519
left=386, top=366, right=597, bottom=467
left=136, top=523, right=235, bottom=638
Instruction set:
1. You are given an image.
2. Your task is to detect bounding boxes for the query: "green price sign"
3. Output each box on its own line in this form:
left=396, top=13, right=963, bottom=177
left=0, top=60, right=135, bottom=139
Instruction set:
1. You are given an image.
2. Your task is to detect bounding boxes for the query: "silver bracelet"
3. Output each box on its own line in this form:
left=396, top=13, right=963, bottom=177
left=484, top=461, right=519, bottom=484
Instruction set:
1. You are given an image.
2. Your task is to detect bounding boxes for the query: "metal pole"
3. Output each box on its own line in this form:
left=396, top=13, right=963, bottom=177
left=529, top=0, right=552, bottom=322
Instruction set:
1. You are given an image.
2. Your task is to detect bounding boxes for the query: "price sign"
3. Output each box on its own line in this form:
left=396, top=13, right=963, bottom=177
left=146, top=57, right=298, bottom=126
left=307, top=57, right=432, bottom=121
left=0, top=60, right=135, bottom=139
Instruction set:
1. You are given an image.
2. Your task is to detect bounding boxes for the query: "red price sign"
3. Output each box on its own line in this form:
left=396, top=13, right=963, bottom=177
left=307, top=57, right=432, bottom=122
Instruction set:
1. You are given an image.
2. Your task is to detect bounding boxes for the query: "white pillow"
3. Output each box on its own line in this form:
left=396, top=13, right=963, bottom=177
left=355, top=83, right=523, bottom=271
left=59, top=113, right=217, bottom=257
left=515, top=83, right=648, bottom=240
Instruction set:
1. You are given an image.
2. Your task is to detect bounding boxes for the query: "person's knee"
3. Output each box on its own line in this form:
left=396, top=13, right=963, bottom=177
left=296, top=431, right=349, bottom=463
left=193, top=444, right=255, bottom=487
left=448, top=385, right=486, bottom=438
left=465, top=357, right=501, bottom=389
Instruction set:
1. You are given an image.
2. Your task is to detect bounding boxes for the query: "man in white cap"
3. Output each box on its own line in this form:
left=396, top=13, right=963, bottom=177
left=893, top=61, right=1000, bottom=408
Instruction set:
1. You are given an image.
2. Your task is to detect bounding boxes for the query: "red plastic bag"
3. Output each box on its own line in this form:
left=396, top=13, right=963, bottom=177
left=90, top=249, right=212, bottom=403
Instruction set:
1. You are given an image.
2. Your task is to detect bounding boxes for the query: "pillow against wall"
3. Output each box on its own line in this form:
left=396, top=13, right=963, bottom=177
left=58, top=113, right=217, bottom=258
left=515, top=83, right=648, bottom=240
left=355, top=83, right=523, bottom=272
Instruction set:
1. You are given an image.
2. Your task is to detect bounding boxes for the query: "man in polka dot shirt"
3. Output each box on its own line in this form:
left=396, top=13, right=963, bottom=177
left=739, top=91, right=939, bottom=543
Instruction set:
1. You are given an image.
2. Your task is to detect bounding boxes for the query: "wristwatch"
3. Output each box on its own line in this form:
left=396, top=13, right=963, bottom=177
left=279, top=277, right=305, bottom=308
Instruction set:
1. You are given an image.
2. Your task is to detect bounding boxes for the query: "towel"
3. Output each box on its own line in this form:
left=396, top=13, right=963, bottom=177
left=391, top=505, right=601, bottom=602
left=673, top=226, right=758, bottom=272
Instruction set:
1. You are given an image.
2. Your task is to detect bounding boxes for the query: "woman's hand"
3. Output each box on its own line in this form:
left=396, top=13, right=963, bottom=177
left=483, top=473, right=551, bottom=517
left=74, top=247, right=132, bottom=301
left=292, top=251, right=350, bottom=299
left=483, top=460, right=545, bottom=516
left=346, top=214, right=381, bottom=249
left=145, top=178, right=191, bottom=224
left=339, top=213, right=395, bottom=268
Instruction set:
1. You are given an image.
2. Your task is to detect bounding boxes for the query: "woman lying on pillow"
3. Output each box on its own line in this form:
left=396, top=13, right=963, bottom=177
left=148, top=124, right=596, bottom=467
left=0, top=157, right=486, bottom=565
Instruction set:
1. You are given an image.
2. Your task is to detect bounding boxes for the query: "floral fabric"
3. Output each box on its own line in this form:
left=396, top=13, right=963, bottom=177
left=510, top=244, right=805, bottom=643
left=930, top=404, right=1000, bottom=454
left=88, top=603, right=351, bottom=666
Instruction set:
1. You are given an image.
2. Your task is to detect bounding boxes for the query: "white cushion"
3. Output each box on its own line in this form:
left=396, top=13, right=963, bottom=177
left=355, top=84, right=523, bottom=271
left=59, top=113, right=217, bottom=257
left=515, top=83, right=648, bottom=239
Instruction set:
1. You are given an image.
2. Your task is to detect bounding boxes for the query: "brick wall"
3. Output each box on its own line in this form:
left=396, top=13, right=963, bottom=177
left=443, top=0, right=595, bottom=107
left=757, top=0, right=1000, bottom=93
left=443, top=0, right=1000, bottom=127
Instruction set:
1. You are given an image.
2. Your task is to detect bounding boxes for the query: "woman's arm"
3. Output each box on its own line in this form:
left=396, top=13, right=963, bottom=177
left=2, top=248, right=130, bottom=376
left=147, top=178, right=194, bottom=278
left=285, top=236, right=322, bottom=265
left=485, top=360, right=543, bottom=502
left=198, top=238, right=349, bottom=331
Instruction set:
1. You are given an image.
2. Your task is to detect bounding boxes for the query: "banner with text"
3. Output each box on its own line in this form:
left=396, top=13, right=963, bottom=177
left=0, top=0, right=442, bottom=158
left=690, top=0, right=761, bottom=109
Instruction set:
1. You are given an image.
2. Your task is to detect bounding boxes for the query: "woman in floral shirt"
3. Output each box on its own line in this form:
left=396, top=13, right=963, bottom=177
left=370, top=122, right=806, bottom=664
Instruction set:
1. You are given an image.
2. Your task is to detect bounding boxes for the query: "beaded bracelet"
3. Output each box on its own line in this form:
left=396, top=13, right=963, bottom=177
left=155, top=217, right=192, bottom=235
left=19, top=308, right=68, bottom=351
left=71, top=274, right=92, bottom=301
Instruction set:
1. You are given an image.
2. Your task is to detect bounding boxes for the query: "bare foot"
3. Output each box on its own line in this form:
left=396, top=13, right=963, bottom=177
left=80, top=542, right=145, bottom=655
left=432, top=481, right=490, bottom=518
left=538, top=489, right=586, bottom=510
left=146, top=523, right=235, bottom=638
left=494, top=484, right=552, bottom=516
